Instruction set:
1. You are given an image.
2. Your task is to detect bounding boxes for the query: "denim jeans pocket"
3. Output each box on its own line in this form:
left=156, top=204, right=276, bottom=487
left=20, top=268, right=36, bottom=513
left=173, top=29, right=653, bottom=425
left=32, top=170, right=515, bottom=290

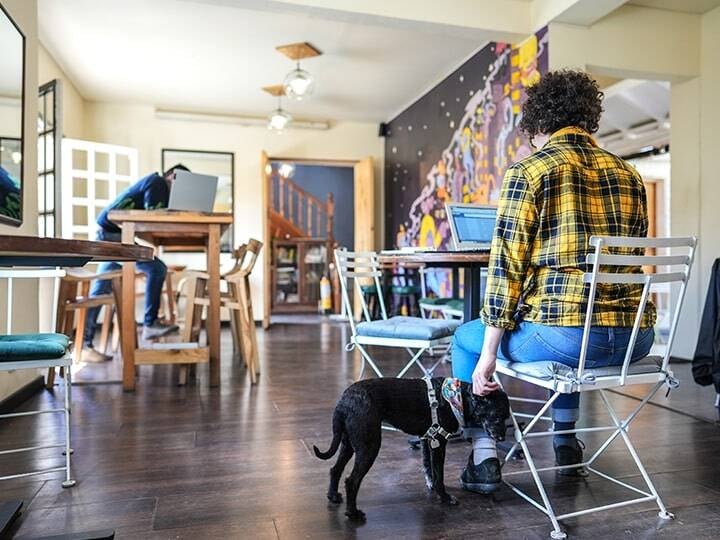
left=531, top=330, right=583, bottom=366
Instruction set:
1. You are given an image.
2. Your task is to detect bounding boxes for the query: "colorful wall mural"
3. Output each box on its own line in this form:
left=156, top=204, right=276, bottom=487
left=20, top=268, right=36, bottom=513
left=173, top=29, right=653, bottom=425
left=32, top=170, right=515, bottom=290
left=385, top=28, right=549, bottom=262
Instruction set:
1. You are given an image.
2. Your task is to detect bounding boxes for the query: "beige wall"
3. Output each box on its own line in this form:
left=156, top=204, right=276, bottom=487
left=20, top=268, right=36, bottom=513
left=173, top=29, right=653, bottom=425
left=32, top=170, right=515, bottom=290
left=38, top=43, right=86, bottom=139
left=0, top=0, right=40, bottom=401
left=83, top=102, right=383, bottom=318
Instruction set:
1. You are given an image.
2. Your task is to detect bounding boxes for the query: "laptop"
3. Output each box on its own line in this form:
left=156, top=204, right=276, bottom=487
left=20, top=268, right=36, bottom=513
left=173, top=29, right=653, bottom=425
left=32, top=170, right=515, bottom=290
left=445, top=202, right=497, bottom=251
left=168, top=171, right=218, bottom=212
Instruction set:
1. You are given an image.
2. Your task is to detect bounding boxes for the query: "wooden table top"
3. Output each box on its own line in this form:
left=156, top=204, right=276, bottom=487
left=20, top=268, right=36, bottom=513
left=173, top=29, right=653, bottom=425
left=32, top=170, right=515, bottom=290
left=108, top=210, right=234, bottom=224
left=378, top=250, right=490, bottom=267
left=0, top=235, right=154, bottom=267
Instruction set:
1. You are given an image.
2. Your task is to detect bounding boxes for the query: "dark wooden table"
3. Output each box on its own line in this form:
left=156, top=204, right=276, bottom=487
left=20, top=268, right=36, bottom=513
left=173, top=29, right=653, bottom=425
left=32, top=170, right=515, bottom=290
left=378, top=251, right=490, bottom=321
left=0, top=235, right=152, bottom=267
left=108, top=210, right=233, bottom=391
left=0, top=235, right=151, bottom=540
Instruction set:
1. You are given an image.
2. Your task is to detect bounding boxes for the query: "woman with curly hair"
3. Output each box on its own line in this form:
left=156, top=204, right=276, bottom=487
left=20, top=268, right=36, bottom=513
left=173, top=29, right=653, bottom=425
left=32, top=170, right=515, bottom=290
left=452, top=69, right=655, bottom=493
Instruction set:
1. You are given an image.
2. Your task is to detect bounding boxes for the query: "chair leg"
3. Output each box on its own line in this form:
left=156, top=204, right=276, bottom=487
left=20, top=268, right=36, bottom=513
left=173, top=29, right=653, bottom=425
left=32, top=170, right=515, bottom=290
left=237, top=279, right=257, bottom=383
left=61, top=366, right=76, bottom=488
left=98, top=305, right=113, bottom=354
left=73, top=282, right=91, bottom=362
left=164, top=273, right=177, bottom=325
left=46, top=367, right=56, bottom=389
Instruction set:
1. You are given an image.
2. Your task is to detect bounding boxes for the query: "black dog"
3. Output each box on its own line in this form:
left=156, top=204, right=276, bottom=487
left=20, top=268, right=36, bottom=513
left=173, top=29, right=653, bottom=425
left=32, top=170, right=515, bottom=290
left=313, top=377, right=510, bottom=522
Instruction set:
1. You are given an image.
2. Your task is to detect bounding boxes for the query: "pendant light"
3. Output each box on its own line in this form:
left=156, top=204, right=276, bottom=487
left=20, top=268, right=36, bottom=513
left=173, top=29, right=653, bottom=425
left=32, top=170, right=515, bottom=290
left=283, top=61, right=315, bottom=100
left=263, top=85, right=292, bottom=131
left=276, top=42, right=321, bottom=101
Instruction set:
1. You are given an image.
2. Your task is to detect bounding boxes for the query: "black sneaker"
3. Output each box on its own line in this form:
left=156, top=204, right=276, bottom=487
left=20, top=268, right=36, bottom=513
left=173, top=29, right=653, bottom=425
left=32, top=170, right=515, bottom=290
left=554, top=439, right=588, bottom=477
left=461, top=452, right=502, bottom=493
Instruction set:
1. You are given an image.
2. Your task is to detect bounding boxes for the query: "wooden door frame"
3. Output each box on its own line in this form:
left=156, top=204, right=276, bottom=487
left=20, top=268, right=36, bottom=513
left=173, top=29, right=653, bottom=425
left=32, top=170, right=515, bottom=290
left=261, top=154, right=370, bottom=327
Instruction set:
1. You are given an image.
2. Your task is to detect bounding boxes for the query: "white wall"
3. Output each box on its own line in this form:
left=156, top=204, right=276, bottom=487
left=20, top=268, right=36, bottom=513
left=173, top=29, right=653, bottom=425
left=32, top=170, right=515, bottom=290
left=0, top=0, right=40, bottom=402
left=38, top=43, right=86, bottom=139
left=83, top=102, right=383, bottom=319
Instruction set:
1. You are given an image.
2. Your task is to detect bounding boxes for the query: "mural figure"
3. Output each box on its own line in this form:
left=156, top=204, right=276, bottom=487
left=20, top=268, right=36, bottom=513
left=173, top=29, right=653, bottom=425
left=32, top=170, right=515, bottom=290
left=387, top=28, right=548, bottom=251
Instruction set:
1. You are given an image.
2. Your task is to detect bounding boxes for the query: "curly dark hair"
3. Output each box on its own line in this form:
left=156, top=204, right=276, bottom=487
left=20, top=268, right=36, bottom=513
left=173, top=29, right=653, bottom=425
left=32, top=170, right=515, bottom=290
left=519, top=70, right=603, bottom=145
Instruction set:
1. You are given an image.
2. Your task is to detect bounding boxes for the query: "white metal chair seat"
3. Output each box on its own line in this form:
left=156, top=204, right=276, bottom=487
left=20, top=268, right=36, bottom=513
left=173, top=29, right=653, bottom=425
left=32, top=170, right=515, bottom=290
left=495, top=236, right=696, bottom=540
left=0, top=268, right=76, bottom=489
left=355, top=316, right=459, bottom=341
left=496, top=355, right=665, bottom=393
left=336, top=250, right=455, bottom=379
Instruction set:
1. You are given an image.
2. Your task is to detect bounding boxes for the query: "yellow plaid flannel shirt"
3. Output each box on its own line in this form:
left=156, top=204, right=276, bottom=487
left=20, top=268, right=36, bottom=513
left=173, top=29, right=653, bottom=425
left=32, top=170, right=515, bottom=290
left=479, top=126, right=656, bottom=330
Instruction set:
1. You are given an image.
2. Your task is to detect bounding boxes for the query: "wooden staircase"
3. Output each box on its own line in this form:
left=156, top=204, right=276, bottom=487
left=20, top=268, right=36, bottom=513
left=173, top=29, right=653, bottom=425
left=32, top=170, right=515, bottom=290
left=269, top=174, right=334, bottom=241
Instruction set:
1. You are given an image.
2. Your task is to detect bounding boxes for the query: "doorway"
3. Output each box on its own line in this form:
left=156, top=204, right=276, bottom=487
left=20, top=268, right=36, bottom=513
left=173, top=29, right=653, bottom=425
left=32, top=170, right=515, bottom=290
left=261, top=154, right=375, bottom=326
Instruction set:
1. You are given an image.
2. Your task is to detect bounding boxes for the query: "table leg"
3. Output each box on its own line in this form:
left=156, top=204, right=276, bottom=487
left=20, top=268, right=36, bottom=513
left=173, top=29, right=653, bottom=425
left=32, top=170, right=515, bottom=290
left=121, top=223, right=137, bottom=392
left=452, top=268, right=460, bottom=298
left=207, top=224, right=221, bottom=387
left=463, top=266, right=482, bottom=321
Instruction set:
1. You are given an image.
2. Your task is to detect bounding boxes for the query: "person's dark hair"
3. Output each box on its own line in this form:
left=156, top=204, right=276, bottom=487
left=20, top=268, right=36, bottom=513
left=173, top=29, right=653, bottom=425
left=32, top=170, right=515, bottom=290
left=163, top=163, right=190, bottom=177
left=519, top=69, right=603, bottom=145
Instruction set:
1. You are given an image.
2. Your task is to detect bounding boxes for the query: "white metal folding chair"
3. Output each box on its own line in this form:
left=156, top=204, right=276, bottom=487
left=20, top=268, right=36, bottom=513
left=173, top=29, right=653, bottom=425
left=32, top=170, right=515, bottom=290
left=335, top=250, right=460, bottom=379
left=0, top=268, right=76, bottom=488
left=495, top=236, right=696, bottom=539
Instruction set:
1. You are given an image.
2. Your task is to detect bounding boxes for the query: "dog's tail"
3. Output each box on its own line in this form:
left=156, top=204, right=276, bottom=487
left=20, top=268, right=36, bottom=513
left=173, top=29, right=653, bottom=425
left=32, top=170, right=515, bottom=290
left=313, top=409, right=344, bottom=460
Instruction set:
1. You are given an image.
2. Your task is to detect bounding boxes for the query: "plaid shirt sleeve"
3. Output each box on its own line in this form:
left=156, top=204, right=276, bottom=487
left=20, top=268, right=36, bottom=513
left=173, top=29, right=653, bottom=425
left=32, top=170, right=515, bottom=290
left=479, top=165, right=539, bottom=330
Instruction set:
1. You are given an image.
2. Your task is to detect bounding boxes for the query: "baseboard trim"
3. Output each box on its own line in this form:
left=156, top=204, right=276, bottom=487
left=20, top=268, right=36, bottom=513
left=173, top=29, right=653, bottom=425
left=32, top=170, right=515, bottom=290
left=0, top=376, right=45, bottom=414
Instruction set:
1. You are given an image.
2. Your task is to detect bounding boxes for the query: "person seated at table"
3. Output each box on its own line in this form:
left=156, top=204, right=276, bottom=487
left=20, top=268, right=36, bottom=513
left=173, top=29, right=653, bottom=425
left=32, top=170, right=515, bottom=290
left=452, top=70, right=655, bottom=493
left=81, top=164, right=190, bottom=363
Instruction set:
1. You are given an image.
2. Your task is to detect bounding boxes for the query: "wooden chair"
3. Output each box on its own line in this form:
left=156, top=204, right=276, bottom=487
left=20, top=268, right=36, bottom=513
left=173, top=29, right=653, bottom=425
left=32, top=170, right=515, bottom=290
left=47, top=267, right=121, bottom=388
left=182, top=239, right=263, bottom=384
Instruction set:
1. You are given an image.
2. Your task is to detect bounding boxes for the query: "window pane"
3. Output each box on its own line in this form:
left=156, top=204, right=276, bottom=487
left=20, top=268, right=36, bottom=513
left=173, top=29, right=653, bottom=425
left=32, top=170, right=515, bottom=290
left=38, top=216, right=45, bottom=238
left=46, top=134, right=54, bottom=171
left=37, top=176, right=45, bottom=212
left=116, top=153, right=130, bottom=176
left=96, top=179, right=109, bottom=200
left=45, top=90, right=54, bottom=130
left=72, top=149, right=87, bottom=170
left=37, top=135, right=45, bottom=173
left=95, top=152, right=110, bottom=173
left=73, top=177, right=87, bottom=198
left=46, top=173, right=55, bottom=212
left=73, top=205, right=88, bottom=226
left=46, top=215, right=55, bottom=238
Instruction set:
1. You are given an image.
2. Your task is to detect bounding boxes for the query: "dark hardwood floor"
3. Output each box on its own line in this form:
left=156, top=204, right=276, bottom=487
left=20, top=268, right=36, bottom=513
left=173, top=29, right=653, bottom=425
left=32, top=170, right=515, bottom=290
left=2, top=321, right=720, bottom=539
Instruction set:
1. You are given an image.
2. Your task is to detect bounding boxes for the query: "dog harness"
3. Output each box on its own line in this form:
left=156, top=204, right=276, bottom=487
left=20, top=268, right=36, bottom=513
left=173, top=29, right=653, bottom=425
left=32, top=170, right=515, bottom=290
left=421, top=377, right=464, bottom=448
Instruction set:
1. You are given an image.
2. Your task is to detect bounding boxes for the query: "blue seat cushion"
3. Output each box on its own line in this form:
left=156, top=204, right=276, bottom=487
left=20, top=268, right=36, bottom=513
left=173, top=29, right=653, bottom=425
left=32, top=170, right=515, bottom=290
left=497, top=356, right=663, bottom=381
left=0, top=333, right=71, bottom=361
left=356, top=316, right=460, bottom=341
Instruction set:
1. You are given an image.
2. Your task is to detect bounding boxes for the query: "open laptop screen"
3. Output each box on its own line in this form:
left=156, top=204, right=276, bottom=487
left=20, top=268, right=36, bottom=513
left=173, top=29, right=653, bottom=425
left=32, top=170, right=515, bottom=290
left=448, top=204, right=497, bottom=248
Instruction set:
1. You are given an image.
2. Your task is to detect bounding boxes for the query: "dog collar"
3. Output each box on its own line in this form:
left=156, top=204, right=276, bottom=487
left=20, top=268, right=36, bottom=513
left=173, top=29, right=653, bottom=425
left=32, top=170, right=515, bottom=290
left=441, top=378, right=465, bottom=428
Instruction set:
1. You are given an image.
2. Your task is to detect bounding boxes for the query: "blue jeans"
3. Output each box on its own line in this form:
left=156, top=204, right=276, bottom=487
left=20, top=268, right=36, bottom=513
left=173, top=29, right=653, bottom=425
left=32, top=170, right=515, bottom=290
left=452, top=320, right=655, bottom=421
left=83, top=230, right=167, bottom=346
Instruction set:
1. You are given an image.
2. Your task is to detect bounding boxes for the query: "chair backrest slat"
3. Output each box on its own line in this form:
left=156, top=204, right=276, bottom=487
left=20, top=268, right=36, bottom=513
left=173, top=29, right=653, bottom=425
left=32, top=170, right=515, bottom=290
left=578, top=235, right=697, bottom=385
left=334, top=249, right=388, bottom=336
left=583, top=272, right=687, bottom=285
left=586, top=253, right=690, bottom=266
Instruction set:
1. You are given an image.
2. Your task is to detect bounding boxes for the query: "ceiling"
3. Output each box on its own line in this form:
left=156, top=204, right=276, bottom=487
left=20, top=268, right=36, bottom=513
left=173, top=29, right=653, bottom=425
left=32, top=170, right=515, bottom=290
left=38, top=0, right=489, bottom=122
left=596, top=79, right=670, bottom=156
left=628, top=0, right=720, bottom=14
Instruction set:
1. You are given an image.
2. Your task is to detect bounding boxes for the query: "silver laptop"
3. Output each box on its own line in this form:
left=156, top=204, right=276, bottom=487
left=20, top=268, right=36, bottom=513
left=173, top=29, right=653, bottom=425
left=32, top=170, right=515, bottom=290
left=168, top=171, right=218, bottom=212
left=446, top=203, right=497, bottom=251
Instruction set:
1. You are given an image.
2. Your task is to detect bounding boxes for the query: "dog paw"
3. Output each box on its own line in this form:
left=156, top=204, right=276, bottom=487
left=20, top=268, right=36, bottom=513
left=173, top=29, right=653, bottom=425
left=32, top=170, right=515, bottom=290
left=437, top=493, right=459, bottom=506
left=327, top=492, right=343, bottom=504
left=345, top=509, right=366, bottom=522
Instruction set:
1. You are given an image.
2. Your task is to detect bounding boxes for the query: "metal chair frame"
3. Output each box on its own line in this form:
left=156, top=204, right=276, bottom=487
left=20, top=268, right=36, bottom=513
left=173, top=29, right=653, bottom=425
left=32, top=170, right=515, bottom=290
left=495, top=236, right=696, bottom=539
left=0, top=268, right=75, bottom=488
left=335, top=250, right=451, bottom=379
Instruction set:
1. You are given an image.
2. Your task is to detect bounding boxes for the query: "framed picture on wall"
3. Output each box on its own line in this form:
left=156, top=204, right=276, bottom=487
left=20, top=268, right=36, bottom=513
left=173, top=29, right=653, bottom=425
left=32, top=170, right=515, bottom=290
left=161, top=148, right=234, bottom=251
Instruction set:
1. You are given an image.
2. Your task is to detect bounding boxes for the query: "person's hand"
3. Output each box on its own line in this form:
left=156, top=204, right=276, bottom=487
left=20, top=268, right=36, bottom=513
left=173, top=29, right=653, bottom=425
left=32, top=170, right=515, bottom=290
left=472, top=353, right=499, bottom=396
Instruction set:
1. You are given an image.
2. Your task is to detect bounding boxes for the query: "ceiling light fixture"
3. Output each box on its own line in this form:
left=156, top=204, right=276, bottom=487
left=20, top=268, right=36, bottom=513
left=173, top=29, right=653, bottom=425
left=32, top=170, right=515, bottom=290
left=263, top=85, right=292, bottom=132
left=283, top=62, right=314, bottom=100
left=276, top=42, right=321, bottom=101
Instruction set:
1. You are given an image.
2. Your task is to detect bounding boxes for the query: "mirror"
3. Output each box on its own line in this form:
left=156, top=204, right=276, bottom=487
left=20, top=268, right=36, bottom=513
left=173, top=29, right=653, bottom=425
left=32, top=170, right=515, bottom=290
left=0, top=3, right=24, bottom=226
